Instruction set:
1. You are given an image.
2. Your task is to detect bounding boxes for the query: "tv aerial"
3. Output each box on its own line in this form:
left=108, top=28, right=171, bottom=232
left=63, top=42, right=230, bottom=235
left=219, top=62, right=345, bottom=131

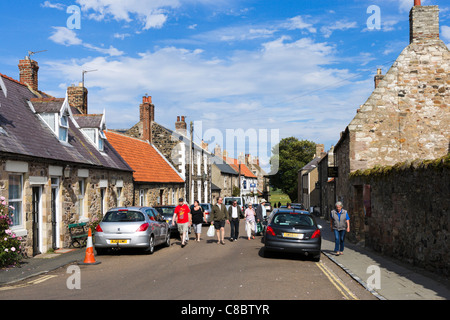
left=27, top=50, right=48, bottom=59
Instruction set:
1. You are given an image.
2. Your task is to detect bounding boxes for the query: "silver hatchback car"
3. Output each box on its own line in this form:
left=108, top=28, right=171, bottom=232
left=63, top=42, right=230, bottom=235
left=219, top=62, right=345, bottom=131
left=94, top=207, right=170, bottom=255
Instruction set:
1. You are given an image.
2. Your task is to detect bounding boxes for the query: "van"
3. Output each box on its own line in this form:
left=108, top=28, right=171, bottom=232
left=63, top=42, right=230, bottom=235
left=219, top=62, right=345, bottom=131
left=223, top=197, right=246, bottom=216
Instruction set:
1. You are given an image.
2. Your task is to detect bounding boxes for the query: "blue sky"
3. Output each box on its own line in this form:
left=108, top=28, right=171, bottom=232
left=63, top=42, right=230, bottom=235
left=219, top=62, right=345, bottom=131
left=1, top=0, right=449, bottom=169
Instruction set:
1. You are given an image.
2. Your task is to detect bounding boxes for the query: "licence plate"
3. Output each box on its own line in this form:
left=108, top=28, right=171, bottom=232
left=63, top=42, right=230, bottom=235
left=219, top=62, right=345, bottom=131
left=109, top=239, right=128, bottom=244
left=283, top=233, right=304, bottom=239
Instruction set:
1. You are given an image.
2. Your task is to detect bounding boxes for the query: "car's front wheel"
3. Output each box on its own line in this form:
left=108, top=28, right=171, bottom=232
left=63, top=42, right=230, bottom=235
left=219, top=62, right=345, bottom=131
left=164, top=232, right=171, bottom=247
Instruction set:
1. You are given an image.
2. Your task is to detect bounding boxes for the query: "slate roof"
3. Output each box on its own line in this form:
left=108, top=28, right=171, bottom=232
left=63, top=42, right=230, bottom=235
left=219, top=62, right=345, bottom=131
left=0, top=74, right=132, bottom=172
left=211, top=155, right=238, bottom=175
left=105, top=131, right=184, bottom=184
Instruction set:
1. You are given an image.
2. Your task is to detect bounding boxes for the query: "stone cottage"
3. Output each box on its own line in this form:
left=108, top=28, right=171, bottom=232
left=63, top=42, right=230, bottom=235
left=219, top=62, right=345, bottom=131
left=333, top=2, right=449, bottom=242
left=0, top=58, right=134, bottom=256
left=105, top=131, right=185, bottom=206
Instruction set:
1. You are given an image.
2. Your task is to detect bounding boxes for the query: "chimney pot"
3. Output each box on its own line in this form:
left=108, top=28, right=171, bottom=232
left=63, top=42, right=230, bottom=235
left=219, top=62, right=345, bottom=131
left=414, top=0, right=421, bottom=6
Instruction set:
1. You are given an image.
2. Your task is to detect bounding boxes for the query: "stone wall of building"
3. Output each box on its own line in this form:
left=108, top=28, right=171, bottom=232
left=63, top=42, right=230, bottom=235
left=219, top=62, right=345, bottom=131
left=350, top=155, right=450, bottom=276
left=0, top=158, right=134, bottom=255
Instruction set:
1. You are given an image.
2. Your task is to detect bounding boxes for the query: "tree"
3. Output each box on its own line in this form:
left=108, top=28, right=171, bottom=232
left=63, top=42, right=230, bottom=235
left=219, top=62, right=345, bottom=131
left=269, top=137, right=316, bottom=203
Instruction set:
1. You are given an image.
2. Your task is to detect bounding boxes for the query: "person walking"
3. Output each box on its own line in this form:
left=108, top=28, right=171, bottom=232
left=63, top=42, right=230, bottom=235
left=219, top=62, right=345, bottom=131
left=228, top=200, right=242, bottom=241
left=330, top=201, right=350, bottom=255
left=255, top=199, right=267, bottom=235
left=244, top=203, right=256, bottom=240
left=191, top=200, right=206, bottom=242
left=210, top=197, right=229, bottom=245
left=172, top=198, right=191, bottom=248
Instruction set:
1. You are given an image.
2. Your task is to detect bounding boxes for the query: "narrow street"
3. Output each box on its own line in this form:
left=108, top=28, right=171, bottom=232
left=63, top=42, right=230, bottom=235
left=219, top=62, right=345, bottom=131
left=0, top=222, right=376, bottom=301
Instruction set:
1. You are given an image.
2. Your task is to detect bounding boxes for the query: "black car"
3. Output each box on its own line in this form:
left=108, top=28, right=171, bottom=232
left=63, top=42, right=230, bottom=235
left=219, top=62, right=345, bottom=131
left=263, top=209, right=322, bottom=261
left=154, top=205, right=177, bottom=234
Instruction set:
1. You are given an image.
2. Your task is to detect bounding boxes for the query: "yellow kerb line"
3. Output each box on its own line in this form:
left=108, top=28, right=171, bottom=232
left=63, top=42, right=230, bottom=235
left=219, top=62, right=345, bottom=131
left=316, top=262, right=359, bottom=300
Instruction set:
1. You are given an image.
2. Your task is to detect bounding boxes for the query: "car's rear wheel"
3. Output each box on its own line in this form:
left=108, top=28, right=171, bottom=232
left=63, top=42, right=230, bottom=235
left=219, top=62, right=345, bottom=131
left=145, top=235, right=155, bottom=254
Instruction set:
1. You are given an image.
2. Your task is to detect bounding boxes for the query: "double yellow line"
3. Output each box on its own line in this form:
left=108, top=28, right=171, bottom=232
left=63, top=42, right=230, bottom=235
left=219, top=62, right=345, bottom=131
left=0, top=274, right=57, bottom=291
left=316, top=262, right=358, bottom=300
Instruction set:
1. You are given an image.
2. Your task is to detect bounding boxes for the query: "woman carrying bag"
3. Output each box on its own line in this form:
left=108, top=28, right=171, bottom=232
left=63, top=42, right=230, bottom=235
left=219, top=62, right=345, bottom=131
left=244, top=204, right=256, bottom=240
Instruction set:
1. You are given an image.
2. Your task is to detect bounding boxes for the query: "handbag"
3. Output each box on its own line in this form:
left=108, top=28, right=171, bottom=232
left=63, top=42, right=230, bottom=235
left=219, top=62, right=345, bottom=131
left=207, top=225, right=215, bottom=237
left=256, top=222, right=263, bottom=233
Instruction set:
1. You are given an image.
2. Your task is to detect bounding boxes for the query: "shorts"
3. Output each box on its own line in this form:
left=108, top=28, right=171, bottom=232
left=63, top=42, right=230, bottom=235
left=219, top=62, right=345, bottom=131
left=213, top=220, right=225, bottom=230
left=193, top=223, right=202, bottom=234
left=177, top=222, right=189, bottom=234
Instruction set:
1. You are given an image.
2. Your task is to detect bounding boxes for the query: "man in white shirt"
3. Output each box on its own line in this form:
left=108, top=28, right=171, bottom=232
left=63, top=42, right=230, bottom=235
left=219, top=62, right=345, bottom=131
left=228, top=200, right=242, bottom=241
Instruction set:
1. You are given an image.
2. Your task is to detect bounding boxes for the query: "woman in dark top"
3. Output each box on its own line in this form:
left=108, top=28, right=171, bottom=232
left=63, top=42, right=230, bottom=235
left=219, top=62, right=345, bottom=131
left=191, top=200, right=206, bottom=242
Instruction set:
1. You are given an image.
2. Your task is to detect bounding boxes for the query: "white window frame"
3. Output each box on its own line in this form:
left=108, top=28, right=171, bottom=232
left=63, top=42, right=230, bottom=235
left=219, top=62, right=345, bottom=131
left=8, top=174, right=23, bottom=228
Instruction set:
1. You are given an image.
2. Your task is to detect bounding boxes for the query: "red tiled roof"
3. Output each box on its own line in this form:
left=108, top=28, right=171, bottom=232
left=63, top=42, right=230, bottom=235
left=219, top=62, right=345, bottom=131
left=224, top=157, right=257, bottom=178
left=105, top=131, right=184, bottom=184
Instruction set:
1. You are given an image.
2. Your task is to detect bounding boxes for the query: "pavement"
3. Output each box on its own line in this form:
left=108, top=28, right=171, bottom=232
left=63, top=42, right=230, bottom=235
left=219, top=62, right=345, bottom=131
left=1, top=220, right=450, bottom=300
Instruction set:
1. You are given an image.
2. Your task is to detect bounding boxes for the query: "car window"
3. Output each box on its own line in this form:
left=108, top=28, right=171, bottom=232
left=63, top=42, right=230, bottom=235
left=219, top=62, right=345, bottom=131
left=200, top=204, right=209, bottom=211
left=145, top=209, right=158, bottom=221
left=225, top=198, right=241, bottom=205
left=273, top=213, right=314, bottom=227
left=155, top=207, right=175, bottom=215
left=103, top=210, right=145, bottom=222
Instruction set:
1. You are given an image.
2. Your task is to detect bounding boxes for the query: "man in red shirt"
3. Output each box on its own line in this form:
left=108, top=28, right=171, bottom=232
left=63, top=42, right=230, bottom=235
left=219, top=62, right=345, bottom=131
left=172, top=198, right=191, bottom=247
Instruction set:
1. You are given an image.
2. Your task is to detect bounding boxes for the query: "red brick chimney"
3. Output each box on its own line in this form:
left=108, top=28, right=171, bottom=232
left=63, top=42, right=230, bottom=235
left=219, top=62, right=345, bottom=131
left=175, top=116, right=187, bottom=136
left=140, top=95, right=154, bottom=143
left=67, top=83, right=88, bottom=114
left=414, top=0, right=421, bottom=6
left=18, top=57, right=39, bottom=92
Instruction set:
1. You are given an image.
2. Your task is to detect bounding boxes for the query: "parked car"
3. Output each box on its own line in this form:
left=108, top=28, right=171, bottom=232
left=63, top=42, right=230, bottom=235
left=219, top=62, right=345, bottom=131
left=200, top=203, right=212, bottom=224
left=279, top=204, right=309, bottom=214
left=94, top=207, right=170, bottom=255
left=262, top=208, right=322, bottom=261
left=224, top=196, right=246, bottom=215
left=263, top=201, right=273, bottom=213
left=154, top=205, right=177, bottom=234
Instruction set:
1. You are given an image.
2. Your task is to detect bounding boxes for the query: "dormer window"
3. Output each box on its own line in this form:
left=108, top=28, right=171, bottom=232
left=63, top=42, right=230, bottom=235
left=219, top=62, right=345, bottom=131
left=28, top=97, right=72, bottom=144
left=73, top=113, right=107, bottom=152
left=81, top=127, right=105, bottom=151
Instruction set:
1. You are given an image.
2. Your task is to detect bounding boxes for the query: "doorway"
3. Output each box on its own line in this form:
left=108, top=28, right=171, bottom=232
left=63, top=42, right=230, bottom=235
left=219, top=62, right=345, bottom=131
left=32, top=187, right=42, bottom=256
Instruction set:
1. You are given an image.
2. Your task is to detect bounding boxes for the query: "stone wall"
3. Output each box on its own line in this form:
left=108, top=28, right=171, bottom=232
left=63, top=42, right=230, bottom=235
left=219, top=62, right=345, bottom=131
left=0, top=158, right=134, bottom=255
left=350, top=155, right=450, bottom=276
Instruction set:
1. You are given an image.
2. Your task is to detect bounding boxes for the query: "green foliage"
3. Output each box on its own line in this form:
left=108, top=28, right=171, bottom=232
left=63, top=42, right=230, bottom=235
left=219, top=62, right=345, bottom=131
left=269, top=137, right=316, bottom=202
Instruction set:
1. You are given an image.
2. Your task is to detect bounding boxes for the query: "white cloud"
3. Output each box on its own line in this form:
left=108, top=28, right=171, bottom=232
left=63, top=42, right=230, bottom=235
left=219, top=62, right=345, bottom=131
left=75, top=0, right=181, bottom=30
left=43, top=34, right=365, bottom=142
left=320, top=20, right=357, bottom=38
left=49, top=27, right=83, bottom=46
left=49, top=27, right=123, bottom=56
left=41, top=1, right=64, bottom=10
left=283, top=16, right=317, bottom=33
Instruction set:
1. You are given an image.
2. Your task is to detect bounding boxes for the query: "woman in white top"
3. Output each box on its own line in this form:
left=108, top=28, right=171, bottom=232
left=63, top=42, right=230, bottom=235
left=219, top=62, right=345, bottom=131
left=244, top=204, right=256, bottom=240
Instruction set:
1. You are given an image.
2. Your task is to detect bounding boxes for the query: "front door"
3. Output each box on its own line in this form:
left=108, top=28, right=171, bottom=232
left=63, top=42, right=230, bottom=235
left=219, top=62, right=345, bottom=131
left=51, top=186, right=58, bottom=250
left=32, top=187, right=41, bottom=256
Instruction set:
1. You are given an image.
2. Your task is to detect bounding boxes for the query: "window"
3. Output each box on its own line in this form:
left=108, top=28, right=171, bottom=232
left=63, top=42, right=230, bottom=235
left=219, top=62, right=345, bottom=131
left=59, top=114, right=69, bottom=142
left=81, top=128, right=105, bottom=151
left=103, top=210, right=145, bottom=222
left=8, top=175, right=23, bottom=226
left=116, top=187, right=122, bottom=207
left=139, top=189, right=145, bottom=206
left=78, top=179, right=86, bottom=218
left=273, top=213, right=314, bottom=227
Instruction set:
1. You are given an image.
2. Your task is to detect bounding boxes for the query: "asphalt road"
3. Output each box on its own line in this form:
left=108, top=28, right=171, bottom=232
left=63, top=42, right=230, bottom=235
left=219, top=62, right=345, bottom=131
left=0, top=222, right=376, bottom=302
